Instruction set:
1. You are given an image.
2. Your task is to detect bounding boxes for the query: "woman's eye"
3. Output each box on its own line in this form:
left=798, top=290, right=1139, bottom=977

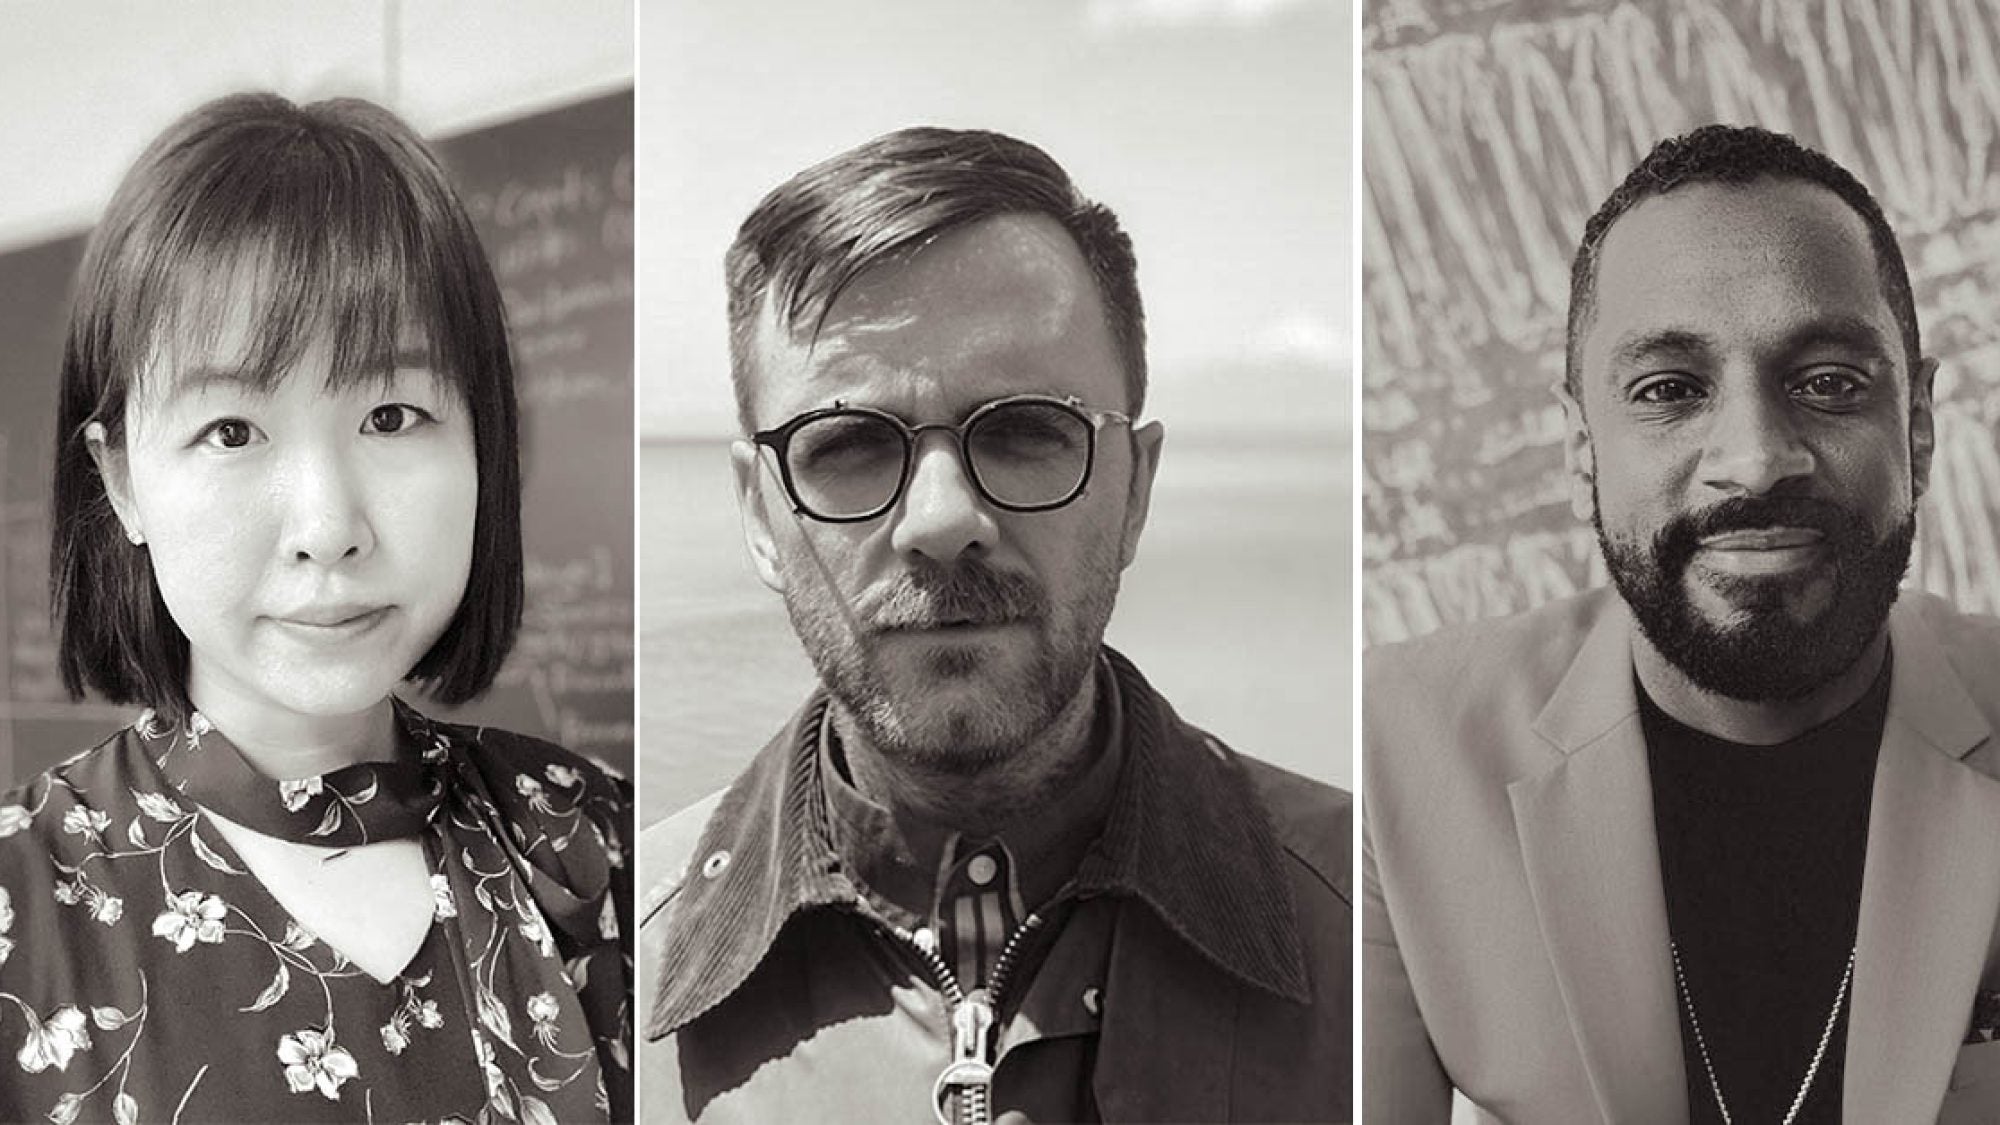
left=198, top=419, right=259, bottom=450
left=364, top=404, right=434, bottom=434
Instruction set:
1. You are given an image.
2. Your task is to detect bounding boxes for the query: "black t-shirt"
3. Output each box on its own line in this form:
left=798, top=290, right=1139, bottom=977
left=1642, top=657, right=1889, bottom=1125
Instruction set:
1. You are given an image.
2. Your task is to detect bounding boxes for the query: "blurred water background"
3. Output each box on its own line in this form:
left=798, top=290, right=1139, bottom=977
left=641, top=427, right=1350, bottom=826
left=637, top=0, right=1354, bottom=827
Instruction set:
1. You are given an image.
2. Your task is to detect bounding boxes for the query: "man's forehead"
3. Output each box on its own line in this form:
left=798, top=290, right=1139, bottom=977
left=1583, top=178, right=1897, bottom=371
left=747, top=213, right=1119, bottom=417
left=1601, top=178, right=1874, bottom=265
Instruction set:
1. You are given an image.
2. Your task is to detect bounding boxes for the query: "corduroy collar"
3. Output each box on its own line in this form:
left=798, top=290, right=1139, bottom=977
left=819, top=657, right=1127, bottom=926
left=646, top=647, right=1310, bottom=1039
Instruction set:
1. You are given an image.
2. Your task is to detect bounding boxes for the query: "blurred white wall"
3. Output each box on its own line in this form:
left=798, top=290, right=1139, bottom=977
left=0, top=0, right=632, bottom=252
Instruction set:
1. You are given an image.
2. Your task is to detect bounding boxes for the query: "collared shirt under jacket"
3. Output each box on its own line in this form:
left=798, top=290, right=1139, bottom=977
left=639, top=647, right=1353, bottom=1123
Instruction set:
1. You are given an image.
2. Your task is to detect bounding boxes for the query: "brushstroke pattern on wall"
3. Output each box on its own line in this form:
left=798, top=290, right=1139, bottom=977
left=1364, top=0, right=2000, bottom=643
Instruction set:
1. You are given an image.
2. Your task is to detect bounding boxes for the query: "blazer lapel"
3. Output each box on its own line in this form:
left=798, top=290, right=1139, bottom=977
left=1843, top=600, right=2000, bottom=1118
left=1510, top=602, right=1689, bottom=1125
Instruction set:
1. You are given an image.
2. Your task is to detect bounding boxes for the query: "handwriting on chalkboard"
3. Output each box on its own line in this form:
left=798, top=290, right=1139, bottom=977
left=496, top=546, right=634, bottom=758
left=435, top=93, right=636, bottom=766
left=1364, top=0, right=2000, bottom=645
left=2, top=506, right=59, bottom=708
left=465, top=149, right=635, bottom=414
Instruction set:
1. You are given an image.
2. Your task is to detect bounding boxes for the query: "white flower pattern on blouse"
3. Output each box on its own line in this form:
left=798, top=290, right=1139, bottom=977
left=0, top=699, right=632, bottom=1123
left=151, top=890, right=228, bottom=952
left=278, top=1027, right=359, bottom=1098
left=16, top=1005, right=90, bottom=1073
left=277, top=777, right=323, bottom=813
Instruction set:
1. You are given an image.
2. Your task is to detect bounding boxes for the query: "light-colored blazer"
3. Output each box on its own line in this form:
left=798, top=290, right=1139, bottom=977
left=1364, top=588, right=2000, bottom=1123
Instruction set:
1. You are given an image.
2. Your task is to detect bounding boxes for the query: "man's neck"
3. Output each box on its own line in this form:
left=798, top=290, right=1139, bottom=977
left=1632, top=626, right=1891, bottom=746
left=836, top=669, right=1105, bottom=839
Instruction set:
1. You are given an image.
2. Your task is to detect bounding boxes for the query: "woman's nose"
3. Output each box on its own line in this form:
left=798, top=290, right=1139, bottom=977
left=279, top=446, right=376, bottom=564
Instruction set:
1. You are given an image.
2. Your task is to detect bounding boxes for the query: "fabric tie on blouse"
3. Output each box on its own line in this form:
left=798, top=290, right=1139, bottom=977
left=143, top=700, right=612, bottom=954
left=145, top=704, right=445, bottom=846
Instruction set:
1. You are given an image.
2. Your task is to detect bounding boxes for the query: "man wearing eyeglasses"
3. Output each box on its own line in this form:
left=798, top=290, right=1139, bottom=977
left=639, top=127, right=1351, bottom=1124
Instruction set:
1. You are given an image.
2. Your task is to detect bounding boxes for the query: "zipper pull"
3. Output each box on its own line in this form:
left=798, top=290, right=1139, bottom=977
left=932, top=990, right=996, bottom=1124
left=954, top=989, right=996, bottom=1062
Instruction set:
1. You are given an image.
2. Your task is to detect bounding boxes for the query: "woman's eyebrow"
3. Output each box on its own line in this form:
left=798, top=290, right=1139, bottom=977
left=155, top=366, right=268, bottom=408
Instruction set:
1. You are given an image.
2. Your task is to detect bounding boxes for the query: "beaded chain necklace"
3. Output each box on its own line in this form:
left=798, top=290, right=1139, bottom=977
left=1669, top=941, right=1855, bottom=1125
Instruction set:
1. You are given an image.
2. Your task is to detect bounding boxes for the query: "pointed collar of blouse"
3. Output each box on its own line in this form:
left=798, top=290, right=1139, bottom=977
left=137, top=698, right=447, bottom=847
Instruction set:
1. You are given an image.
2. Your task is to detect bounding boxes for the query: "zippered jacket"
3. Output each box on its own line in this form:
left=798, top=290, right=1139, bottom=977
left=639, top=647, right=1352, bottom=1122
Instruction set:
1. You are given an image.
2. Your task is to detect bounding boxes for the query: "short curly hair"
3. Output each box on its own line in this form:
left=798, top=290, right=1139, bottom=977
left=1564, top=124, right=1918, bottom=399
left=724, top=127, right=1146, bottom=430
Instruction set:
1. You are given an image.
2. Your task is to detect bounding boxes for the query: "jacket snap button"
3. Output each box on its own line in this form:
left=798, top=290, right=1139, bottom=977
left=701, top=850, right=731, bottom=879
left=968, top=854, right=998, bottom=886
left=1082, top=987, right=1102, bottom=1016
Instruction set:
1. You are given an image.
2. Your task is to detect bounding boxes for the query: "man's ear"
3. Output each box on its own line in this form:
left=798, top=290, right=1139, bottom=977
left=731, top=440, right=787, bottom=593
left=1552, top=384, right=1597, bottom=523
left=84, top=421, right=144, bottom=544
left=1116, top=421, right=1165, bottom=570
left=1911, top=356, right=1939, bottom=502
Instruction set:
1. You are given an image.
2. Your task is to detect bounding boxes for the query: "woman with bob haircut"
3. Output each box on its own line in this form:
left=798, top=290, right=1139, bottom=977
left=0, top=94, right=631, bottom=1123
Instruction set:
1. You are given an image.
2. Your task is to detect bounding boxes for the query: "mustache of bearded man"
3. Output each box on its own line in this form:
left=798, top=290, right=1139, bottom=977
left=859, top=560, right=1051, bottom=634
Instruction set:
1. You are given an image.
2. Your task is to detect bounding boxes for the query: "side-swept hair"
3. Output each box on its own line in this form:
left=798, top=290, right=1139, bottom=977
left=1565, top=123, right=1918, bottom=398
left=52, top=93, right=523, bottom=720
left=724, top=126, right=1146, bottom=429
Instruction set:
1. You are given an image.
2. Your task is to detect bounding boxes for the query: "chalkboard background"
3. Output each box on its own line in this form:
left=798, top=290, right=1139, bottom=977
left=0, top=89, right=633, bottom=784
left=1363, top=0, right=2000, bottom=645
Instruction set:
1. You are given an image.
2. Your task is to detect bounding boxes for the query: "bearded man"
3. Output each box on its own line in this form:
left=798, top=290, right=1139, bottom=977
left=640, top=127, right=1352, bottom=1124
left=1363, top=123, right=2000, bottom=1124
left=1368, top=122, right=2000, bottom=1120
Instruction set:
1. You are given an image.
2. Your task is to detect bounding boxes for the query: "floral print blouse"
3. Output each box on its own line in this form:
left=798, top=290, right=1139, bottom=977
left=0, top=700, right=632, bottom=1124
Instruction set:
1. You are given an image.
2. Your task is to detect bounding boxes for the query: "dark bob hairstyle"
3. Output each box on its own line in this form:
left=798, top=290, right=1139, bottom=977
left=51, top=93, right=523, bottom=720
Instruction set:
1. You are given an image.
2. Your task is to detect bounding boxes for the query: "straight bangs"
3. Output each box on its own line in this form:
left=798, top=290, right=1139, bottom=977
left=55, top=94, right=523, bottom=715
left=123, top=135, right=468, bottom=415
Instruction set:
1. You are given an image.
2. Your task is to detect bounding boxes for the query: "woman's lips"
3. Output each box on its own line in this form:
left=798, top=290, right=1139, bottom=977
left=270, top=605, right=393, bottom=638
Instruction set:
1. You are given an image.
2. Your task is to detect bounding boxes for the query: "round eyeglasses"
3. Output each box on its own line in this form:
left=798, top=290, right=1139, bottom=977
left=751, top=394, right=1135, bottom=523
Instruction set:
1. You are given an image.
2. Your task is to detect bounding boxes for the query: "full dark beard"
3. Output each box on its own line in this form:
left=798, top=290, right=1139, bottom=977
left=1595, top=493, right=1914, bottom=702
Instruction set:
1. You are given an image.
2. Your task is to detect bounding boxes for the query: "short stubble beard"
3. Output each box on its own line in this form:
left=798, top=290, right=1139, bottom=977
left=780, top=548, right=1120, bottom=774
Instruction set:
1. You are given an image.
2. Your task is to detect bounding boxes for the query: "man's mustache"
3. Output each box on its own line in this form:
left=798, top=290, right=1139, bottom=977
left=1655, top=494, right=1871, bottom=563
left=858, top=560, right=1048, bottom=631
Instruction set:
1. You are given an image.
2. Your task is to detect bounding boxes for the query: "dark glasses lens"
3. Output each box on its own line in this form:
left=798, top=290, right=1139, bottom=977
left=965, top=400, right=1094, bottom=509
left=784, top=412, right=910, bottom=519
left=764, top=396, right=1113, bottom=520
